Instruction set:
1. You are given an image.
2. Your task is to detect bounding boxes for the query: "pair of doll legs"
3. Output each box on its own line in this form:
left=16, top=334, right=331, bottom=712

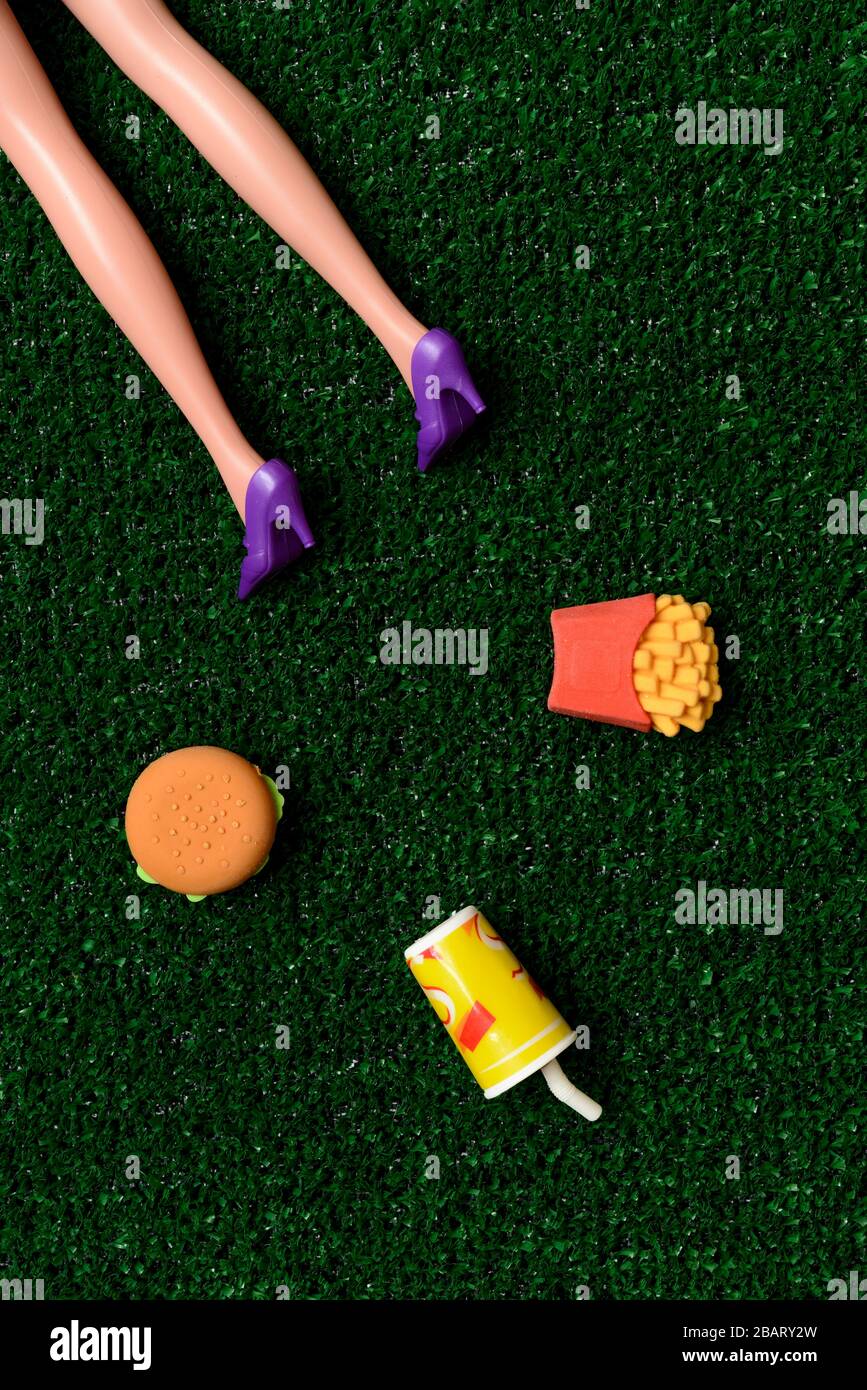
left=0, top=0, right=485, bottom=597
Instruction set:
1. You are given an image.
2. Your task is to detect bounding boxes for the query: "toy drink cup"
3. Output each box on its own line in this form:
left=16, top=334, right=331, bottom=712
left=405, top=906, right=601, bottom=1120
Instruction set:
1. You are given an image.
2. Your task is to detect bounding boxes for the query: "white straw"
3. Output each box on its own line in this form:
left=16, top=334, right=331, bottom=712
left=541, top=1057, right=602, bottom=1121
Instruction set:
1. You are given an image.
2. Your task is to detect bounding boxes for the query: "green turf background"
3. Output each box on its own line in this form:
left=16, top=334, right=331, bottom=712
left=0, top=0, right=864, bottom=1300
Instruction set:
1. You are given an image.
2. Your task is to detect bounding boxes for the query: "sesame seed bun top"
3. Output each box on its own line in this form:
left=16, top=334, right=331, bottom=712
left=125, top=747, right=277, bottom=896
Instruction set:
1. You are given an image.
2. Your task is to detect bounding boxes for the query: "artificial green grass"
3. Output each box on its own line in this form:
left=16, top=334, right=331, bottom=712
left=0, top=0, right=864, bottom=1300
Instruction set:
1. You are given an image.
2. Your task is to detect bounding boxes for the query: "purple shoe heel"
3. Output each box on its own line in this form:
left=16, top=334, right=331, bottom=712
left=410, top=328, right=486, bottom=472
left=237, top=458, right=315, bottom=601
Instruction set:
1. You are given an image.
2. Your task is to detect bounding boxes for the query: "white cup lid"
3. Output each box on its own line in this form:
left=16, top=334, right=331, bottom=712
left=404, top=905, right=479, bottom=959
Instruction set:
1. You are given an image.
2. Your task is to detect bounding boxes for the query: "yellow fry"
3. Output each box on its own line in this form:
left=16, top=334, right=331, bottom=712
left=653, top=656, right=675, bottom=682
left=638, top=693, right=686, bottom=717
left=678, top=713, right=706, bottom=733
left=660, top=681, right=700, bottom=707
left=634, top=672, right=658, bottom=694
left=651, top=714, right=680, bottom=736
left=645, top=621, right=676, bottom=641
left=645, top=640, right=682, bottom=658
left=656, top=602, right=693, bottom=624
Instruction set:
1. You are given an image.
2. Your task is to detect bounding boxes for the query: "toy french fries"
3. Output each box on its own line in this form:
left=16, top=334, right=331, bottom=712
left=548, top=593, right=722, bottom=735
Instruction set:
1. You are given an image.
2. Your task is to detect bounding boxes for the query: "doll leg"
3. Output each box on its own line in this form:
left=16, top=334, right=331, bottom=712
left=0, top=0, right=312, bottom=597
left=61, top=0, right=486, bottom=471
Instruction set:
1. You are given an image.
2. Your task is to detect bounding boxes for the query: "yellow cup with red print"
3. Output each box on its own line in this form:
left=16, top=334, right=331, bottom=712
left=405, top=905, right=601, bottom=1119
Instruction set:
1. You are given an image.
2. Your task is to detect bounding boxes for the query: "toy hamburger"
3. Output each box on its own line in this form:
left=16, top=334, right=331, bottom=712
left=125, top=747, right=283, bottom=901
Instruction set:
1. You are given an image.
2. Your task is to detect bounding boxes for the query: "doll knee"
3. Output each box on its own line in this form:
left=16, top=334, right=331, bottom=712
left=69, top=0, right=186, bottom=76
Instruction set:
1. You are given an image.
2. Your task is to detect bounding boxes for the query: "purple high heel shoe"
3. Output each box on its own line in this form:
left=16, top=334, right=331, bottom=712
left=410, top=328, right=486, bottom=472
left=237, top=458, right=315, bottom=601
